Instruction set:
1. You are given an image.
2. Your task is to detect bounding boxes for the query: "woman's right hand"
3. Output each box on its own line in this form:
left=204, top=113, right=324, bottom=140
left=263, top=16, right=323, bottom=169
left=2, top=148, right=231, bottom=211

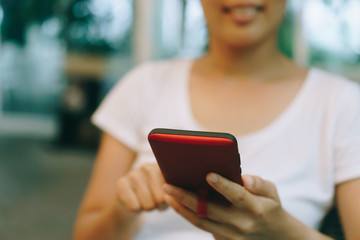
left=116, top=163, right=167, bottom=212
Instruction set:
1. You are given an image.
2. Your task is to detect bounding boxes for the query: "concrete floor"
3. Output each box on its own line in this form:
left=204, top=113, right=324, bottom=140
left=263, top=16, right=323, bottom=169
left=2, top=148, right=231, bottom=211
left=0, top=137, right=96, bottom=240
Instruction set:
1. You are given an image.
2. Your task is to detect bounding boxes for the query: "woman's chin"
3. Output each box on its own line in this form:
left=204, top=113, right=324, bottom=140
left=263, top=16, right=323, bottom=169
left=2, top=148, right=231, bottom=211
left=221, top=36, right=263, bottom=49
left=216, top=29, right=277, bottom=50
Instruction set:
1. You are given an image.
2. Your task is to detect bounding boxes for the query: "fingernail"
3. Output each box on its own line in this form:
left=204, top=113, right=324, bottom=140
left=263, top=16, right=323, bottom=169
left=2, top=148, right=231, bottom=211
left=163, top=185, right=172, bottom=194
left=245, top=175, right=254, bottom=188
left=207, top=173, right=218, bottom=183
left=158, top=203, right=169, bottom=211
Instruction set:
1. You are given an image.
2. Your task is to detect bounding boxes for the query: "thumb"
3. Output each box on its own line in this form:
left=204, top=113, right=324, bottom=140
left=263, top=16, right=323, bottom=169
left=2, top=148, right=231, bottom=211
left=242, top=175, right=280, bottom=201
left=213, top=234, right=229, bottom=240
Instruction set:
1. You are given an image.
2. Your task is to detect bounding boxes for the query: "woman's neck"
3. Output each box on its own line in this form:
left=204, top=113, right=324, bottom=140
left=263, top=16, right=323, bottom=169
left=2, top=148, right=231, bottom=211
left=201, top=36, right=290, bottom=80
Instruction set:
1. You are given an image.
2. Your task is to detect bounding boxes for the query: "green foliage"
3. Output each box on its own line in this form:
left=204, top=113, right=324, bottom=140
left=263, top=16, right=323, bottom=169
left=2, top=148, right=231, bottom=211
left=60, top=0, right=116, bottom=54
left=0, top=0, right=132, bottom=55
left=278, top=11, right=294, bottom=59
left=0, top=0, right=57, bottom=46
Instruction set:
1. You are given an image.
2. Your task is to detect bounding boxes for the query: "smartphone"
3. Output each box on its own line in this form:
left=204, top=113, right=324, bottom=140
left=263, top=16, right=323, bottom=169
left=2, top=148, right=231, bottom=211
left=148, top=128, right=243, bottom=205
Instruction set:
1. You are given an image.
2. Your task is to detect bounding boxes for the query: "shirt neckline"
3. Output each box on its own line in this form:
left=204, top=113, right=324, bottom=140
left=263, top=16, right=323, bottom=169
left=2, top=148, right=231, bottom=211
left=179, top=58, right=315, bottom=144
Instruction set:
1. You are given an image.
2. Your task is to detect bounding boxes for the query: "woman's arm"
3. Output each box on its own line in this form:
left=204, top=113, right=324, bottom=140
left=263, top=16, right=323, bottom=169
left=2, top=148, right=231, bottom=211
left=336, top=178, right=360, bottom=240
left=73, top=133, right=138, bottom=240
left=73, top=132, right=166, bottom=240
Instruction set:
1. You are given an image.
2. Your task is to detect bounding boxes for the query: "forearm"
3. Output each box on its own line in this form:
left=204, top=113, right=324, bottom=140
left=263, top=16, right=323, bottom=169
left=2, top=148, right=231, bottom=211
left=212, top=212, right=335, bottom=240
left=73, top=199, right=140, bottom=240
left=281, top=211, right=334, bottom=240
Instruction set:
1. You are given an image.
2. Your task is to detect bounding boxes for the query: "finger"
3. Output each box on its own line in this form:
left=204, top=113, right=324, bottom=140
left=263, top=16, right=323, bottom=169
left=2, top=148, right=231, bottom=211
left=128, top=171, right=156, bottom=210
left=243, top=175, right=280, bottom=201
left=164, top=194, right=240, bottom=239
left=116, top=177, right=141, bottom=211
left=162, top=184, right=247, bottom=226
left=213, top=234, right=231, bottom=240
left=141, top=164, right=166, bottom=205
left=206, top=173, right=255, bottom=209
left=163, top=184, right=198, bottom=212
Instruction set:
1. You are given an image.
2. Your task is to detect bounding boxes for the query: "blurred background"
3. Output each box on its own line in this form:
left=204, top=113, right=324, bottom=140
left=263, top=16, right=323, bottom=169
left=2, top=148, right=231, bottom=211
left=0, top=0, right=359, bottom=239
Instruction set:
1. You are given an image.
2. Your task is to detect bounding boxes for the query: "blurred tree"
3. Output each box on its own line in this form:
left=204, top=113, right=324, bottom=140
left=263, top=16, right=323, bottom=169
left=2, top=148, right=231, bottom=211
left=61, top=0, right=113, bottom=54
left=278, top=10, right=295, bottom=59
left=0, top=0, right=58, bottom=46
left=0, top=0, right=132, bottom=55
left=0, top=0, right=27, bottom=46
left=60, top=0, right=133, bottom=55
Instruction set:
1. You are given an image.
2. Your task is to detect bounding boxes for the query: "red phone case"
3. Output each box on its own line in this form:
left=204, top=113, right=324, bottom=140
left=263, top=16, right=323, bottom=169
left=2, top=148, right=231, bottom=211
left=148, top=128, right=243, bottom=205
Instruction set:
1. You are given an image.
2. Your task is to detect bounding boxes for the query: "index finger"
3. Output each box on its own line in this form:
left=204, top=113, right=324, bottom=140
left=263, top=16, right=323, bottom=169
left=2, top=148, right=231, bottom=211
left=141, top=164, right=166, bottom=204
left=206, top=173, right=258, bottom=210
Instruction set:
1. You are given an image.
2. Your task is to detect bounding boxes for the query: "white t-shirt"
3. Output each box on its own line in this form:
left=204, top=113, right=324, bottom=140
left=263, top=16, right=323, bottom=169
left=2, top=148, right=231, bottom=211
left=92, top=59, right=360, bottom=240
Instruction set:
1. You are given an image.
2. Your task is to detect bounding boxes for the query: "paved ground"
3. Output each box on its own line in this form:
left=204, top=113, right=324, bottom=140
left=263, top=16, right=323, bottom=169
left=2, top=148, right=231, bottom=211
left=0, top=137, right=96, bottom=240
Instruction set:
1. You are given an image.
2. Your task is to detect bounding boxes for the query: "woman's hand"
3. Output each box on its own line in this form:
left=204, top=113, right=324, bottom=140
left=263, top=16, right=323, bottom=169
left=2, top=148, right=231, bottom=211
left=116, top=163, right=167, bottom=212
left=163, top=173, right=315, bottom=240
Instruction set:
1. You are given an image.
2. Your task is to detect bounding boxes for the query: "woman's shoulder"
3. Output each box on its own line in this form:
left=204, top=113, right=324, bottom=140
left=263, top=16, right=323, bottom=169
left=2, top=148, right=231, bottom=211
left=127, top=58, right=192, bottom=78
left=309, top=68, right=359, bottom=92
left=109, top=58, right=193, bottom=101
left=305, top=68, right=360, bottom=120
left=308, top=68, right=360, bottom=105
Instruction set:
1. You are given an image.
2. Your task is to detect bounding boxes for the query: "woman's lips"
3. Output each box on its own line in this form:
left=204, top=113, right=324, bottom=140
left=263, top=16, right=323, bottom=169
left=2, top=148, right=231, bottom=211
left=222, top=6, right=265, bottom=24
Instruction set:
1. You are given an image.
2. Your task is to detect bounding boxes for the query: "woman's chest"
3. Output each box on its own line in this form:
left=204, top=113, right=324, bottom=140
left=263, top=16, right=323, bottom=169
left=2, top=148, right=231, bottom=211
left=189, top=76, right=304, bottom=136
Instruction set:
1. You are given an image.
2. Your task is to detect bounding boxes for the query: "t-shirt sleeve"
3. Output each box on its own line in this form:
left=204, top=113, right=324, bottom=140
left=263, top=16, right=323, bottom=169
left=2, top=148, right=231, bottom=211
left=91, top=62, right=153, bottom=151
left=334, top=81, right=360, bottom=184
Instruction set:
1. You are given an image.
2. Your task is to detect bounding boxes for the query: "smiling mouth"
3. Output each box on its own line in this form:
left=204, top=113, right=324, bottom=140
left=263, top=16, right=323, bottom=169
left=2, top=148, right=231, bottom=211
left=222, top=6, right=265, bottom=24
left=222, top=6, right=265, bottom=14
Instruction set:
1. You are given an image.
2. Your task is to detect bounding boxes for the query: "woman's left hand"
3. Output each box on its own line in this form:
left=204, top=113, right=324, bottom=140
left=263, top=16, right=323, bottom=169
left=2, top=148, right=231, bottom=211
left=163, top=173, right=305, bottom=240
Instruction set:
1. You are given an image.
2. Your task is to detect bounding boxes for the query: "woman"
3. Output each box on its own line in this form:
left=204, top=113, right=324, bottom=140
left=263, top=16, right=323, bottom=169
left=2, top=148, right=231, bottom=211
left=73, top=0, right=360, bottom=239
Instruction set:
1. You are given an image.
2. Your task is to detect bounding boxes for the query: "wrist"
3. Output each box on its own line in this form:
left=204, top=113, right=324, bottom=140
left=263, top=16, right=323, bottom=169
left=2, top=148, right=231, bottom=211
left=278, top=211, right=334, bottom=240
left=102, top=196, right=141, bottom=240
left=111, top=195, right=140, bottom=224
